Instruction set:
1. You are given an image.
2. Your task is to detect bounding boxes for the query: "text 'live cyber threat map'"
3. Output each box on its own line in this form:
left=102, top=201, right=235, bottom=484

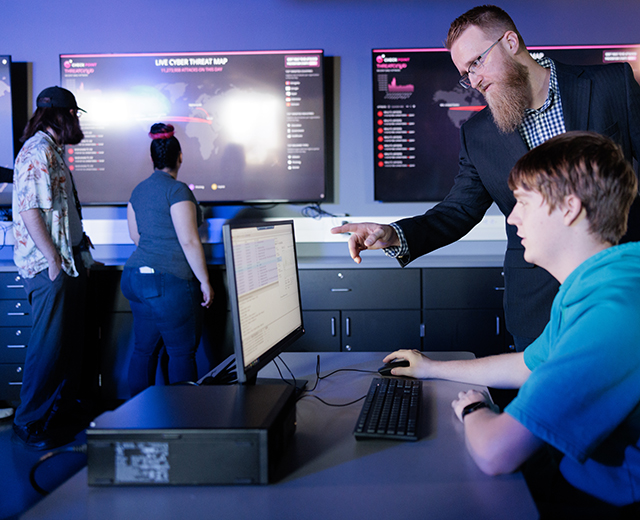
left=61, top=51, right=325, bottom=204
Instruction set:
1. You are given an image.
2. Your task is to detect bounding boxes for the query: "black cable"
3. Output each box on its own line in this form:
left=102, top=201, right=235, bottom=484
left=305, top=354, right=377, bottom=392
left=318, top=368, right=378, bottom=379
left=29, top=444, right=88, bottom=496
left=293, top=354, right=377, bottom=405
left=275, top=355, right=298, bottom=391
left=299, top=393, right=368, bottom=407
left=301, top=203, right=347, bottom=220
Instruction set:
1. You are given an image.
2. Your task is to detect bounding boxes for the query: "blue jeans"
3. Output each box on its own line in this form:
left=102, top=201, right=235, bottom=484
left=121, top=268, right=203, bottom=397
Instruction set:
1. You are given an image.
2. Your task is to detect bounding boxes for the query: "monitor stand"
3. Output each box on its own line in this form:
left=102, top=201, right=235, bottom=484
left=199, top=355, right=308, bottom=398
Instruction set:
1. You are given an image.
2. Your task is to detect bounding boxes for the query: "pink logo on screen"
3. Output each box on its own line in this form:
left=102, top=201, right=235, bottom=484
left=64, top=61, right=72, bottom=69
left=375, top=54, right=410, bottom=70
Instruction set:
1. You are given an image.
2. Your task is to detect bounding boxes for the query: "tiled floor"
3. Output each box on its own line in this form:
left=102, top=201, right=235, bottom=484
left=0, top=413, right=89, bottom=520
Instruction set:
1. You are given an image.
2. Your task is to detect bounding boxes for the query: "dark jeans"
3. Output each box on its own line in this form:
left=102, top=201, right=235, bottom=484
left=523, top=445, right=640, bottom=519
left=15, top=256, right=87, bottom=428
left=121, top=268, right=203, bottom=397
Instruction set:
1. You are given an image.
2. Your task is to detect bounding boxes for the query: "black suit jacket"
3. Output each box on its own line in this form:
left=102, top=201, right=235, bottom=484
left=396, top=61, right=640, bottom=340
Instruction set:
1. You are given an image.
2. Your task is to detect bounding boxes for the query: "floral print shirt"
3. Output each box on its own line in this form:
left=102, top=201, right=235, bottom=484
left=12, top=131, right=79, bottom=278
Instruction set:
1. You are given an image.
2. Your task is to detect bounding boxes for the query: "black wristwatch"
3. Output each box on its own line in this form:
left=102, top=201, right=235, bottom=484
left=461, top=401, right=491, bottom=420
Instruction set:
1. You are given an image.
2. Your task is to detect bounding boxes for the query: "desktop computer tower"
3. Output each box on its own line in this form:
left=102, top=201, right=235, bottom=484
left=87, top=383, right=296, bottom=485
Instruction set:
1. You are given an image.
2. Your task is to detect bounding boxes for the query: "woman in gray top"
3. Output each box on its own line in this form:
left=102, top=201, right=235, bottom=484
left=121, top=123, right=214, bottom=397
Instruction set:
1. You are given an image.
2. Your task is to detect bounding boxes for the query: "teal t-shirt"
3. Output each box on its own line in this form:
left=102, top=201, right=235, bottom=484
left=505, top=242, right=640, bottom=506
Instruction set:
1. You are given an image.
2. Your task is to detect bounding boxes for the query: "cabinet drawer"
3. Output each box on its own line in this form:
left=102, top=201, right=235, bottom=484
left=289, top=311, right=342, bottom=352
left=299, top=269, right=420, bottom=310
left=423, top=309, right=506, bottom=357
left=422, top=268, right=504, bottom=309
left=0, top=272, right=26, bottom=299
left=0, top=300, right=32, bottom=326
left=0, top=328, right=30, bottom=363
left=342, top=310, right=422, bottom=352
left=0, top=364, right=24, bottom=401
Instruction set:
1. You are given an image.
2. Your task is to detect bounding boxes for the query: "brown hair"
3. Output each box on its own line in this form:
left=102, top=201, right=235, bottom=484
left=508, top=131, right=638, bottom=245
left=21, top=107, right=83, bottom=145
left=445, top=5, right=524, bottom=50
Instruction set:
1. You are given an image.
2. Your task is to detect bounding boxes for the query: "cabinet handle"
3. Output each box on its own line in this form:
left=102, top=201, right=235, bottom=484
left=8, top=382, right=23, bottom=386
left=494, top=287, right=505, bottom=291
left=330, top=317, right=336, bottom=337
left=7, top=345, right=27, bottom=349
left=7, top=313, right=27, bottom=316
left=331, top=288, right=351, bottom=292
left=345, top=317, right=351, bottom=337
left=7, top=285, right=25, bottom=289
left=496, top=316, right=500, bottom=336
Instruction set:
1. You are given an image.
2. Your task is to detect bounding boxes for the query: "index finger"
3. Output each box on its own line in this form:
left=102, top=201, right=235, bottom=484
left=331, top=223, right=358, bottom=234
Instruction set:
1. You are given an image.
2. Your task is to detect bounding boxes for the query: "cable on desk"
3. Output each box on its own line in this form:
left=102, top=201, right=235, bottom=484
left=29, top=444, right=87, bottom=496
left=301, top=393, right=369, bottom=408
left=295, top=354, right=378, bottom=406
left=308, top=354, right=377, bottom=390
left=274, top=355, right=298, bottom=391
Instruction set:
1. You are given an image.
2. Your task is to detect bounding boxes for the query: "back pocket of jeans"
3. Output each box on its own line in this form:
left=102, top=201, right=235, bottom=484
left=141, top=273, right=163, bottom=299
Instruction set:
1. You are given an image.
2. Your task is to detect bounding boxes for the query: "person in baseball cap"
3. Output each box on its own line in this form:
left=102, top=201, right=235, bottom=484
left=11, top=85, right=95, bottom=450
left=20, top=86, right=85, bottom=146
left=36, top=86, right=85, bottom=113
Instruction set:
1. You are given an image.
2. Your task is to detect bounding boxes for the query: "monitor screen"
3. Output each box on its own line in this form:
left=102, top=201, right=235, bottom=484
left=60, top=50, right=327, bottom=205
left=0, top=55, right=13, bottom=206
left=223, top=219, right=304, bottom=384
left=372, top=44, right=640, bottom=202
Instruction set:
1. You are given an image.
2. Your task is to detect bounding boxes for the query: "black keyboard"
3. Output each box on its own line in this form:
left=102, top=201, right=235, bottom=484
left=354, top=377, right=422, bottom=441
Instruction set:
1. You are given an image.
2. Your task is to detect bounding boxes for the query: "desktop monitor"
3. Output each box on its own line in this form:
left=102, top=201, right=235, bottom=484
left=223, top=219, right=304, bottom=384
left=59, top=49, right=327, bottom=205
left=372, top=44, right=640, bottom=202
left=0, top=55, right=13, bottom=207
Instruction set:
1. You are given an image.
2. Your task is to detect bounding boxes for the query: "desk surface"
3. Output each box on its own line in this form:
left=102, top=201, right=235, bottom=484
left=21, top=352, right=538, bottom=520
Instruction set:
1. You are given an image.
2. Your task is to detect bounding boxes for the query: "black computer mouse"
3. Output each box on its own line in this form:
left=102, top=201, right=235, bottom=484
left=378, top=359, right=410, bottom=376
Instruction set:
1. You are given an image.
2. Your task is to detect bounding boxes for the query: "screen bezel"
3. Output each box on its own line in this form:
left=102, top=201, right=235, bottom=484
left=58, top=49, right=329, bottom=206
left=371, top=43, right=640, bottom=203
left=0, top=55, right=13, bottom=208
left=223, top=219, right=305, bottom=384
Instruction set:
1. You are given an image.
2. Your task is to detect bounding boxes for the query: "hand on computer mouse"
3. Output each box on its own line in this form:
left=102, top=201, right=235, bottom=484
left=378, top=358, right=410, bottom=376
left=382, top=349, right=436, bottom=379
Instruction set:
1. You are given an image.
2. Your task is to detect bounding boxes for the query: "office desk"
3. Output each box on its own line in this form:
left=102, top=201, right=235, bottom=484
left=21, top=352, right=538, bottom=520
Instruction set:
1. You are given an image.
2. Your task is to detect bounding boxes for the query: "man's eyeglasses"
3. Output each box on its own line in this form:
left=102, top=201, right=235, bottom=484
left=459, top=34, right=505, bottom=89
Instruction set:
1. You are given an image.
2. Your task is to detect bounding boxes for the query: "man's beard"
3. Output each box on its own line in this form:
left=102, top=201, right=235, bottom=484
left=483, top=57, right=531, bottom=134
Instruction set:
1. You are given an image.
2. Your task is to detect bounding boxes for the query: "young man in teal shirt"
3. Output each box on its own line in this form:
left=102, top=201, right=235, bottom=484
left=384, top=131, right=640, bottom=516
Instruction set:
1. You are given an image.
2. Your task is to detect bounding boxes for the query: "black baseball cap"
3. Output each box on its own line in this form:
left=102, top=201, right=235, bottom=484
left=36, top=86, right=86, bottom=112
